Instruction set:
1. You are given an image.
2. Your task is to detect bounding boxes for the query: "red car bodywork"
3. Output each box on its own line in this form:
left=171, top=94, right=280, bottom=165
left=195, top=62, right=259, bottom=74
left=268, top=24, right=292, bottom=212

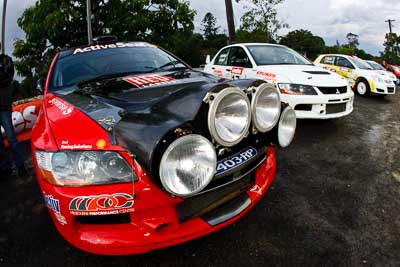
left=31, top=52, right=278, bottom=255
left=387, top=64, right=400, bottom=79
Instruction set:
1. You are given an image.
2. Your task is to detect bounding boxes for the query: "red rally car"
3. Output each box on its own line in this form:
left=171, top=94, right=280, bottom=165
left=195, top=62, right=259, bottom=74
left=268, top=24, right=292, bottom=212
left=32, top=38, right=297, bottom=255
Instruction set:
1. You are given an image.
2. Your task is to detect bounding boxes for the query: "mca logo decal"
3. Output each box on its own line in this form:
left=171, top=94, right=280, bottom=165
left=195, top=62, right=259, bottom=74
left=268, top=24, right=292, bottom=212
left=69, top=193, right=134, bottom=216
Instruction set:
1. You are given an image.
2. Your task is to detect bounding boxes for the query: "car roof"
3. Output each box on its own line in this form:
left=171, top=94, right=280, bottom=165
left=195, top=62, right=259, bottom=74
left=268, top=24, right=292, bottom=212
left=319, top=54, right=354, bottom=58
left=58, top=41, right=155, bottom=59
left=225, top=43, right=287, bottom=49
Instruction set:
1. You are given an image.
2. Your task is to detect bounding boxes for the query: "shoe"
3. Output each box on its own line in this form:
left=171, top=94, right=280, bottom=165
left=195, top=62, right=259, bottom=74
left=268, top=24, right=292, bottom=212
left=17, top=167, right=28, bottom=177
left=1, top=168, right=13, bottom=176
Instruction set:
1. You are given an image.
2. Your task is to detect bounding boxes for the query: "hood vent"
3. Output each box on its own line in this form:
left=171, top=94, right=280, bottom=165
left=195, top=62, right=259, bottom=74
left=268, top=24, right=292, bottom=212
left=303, top=71, right=331, bottom=75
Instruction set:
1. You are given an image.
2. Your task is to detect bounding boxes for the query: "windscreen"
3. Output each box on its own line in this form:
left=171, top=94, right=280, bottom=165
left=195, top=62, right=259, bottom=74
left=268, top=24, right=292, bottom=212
left=49, top=45, right=186, bottom=90
left=350, top=57, right=373, bottom=70
left=246, top=45, right=312, bottom=66
left=367, top=61, right=385, bottom=70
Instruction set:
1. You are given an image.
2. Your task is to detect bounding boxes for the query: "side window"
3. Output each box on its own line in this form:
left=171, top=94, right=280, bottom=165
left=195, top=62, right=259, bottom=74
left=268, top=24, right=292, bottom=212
left=336, top=57, right=354, bottom=69
left=227, top=47, right=253, bottom=68
left=322, top=56, right=335, bottom=65
left=214, top=48, right=230, bottom=66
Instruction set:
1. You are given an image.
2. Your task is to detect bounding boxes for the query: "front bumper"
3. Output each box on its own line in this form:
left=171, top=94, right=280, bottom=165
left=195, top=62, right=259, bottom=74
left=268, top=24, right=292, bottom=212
left=370, top=80, right=396, bottom=95
left=37, top=147, right=277, bottom=255
left=282, top=91, right=354, bottom=119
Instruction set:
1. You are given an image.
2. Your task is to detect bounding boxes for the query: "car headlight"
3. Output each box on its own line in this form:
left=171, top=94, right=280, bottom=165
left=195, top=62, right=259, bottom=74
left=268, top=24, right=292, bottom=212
left=278, top=105, right=297, bottom=148
left=251, top=83, right=281, bottom=132
left=35, top=150, right=134, bottom=186
left=207, top=87, right=251, bottom=147
left=278, top=84, right=317, bottom=95
left=159, top=134, right=217, bottom=197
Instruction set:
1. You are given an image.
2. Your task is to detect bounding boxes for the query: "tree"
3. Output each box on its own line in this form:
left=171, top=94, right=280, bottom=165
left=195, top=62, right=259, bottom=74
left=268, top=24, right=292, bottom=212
left=238, top=0, right=288, bottom=43
left=381, top=33, right=400, bottom=65
left=279, top=29, right=325, bottom=60
left=13, top=0, right=196, bottom=96
left=346, top=33, right=359, bottom=48
left=202, top=12, right=220, bottom=41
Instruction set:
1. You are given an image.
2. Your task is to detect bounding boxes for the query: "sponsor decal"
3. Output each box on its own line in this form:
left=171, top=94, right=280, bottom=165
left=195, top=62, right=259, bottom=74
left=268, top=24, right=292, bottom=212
left=96, top=139, right=107, bottom=149
left=2, top=100, right=41, bottom=145
left=322, top=66, right=337, bottom=73
left=69, top=193, right=134, bottom=216
left=216, top=147, right=258, bottom=175
left=250, top=185, right=263, bottom=196
left=73, top=42, right=153, bottom=54
left=214, top=69, right=223, bottom=77
left=256, top=71, right=277, bottom=82
left=231, top=67, right=244, bottom=75
left=339, top=67, right=350, bottom=72
left=48, top=97, right=73, bottom=115
left=43, top=193, right=67, bottom=225
left=98, top=116, right=116, bottom=126
left=60, top=140, right=93, bottom=150
left=123, top=75, right=175, bottom=88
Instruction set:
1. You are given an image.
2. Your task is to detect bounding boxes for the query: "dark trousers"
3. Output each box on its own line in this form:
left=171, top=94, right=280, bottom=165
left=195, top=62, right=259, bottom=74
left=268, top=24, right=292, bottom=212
left=0, top=110, right=25, bottom=170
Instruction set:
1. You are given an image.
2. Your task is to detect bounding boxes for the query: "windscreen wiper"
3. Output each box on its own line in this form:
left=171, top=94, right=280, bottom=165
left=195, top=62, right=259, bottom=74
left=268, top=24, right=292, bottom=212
left=149, top=61, right=188, bottom=73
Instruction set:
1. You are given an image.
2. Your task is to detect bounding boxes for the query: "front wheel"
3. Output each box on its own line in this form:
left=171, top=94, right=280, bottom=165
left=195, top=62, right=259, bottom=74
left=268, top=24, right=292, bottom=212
left=356, top=80, right=370, bottom=96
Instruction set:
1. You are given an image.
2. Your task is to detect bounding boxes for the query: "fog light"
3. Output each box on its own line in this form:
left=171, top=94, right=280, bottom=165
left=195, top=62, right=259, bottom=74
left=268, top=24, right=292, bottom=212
left=278, top=106, right=296, bottom=147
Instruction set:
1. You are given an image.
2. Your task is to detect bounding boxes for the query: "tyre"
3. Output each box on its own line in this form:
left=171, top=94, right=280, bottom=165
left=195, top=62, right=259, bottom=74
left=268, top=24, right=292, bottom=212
left=356, top=79, right=370, bottom=96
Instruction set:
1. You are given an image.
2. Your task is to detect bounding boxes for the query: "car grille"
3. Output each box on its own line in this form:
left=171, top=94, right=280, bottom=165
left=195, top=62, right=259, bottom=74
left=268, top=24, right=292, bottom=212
left=317, top=86, right=347, bottom=95
left=326, top=103, right=347, bottom=114
left=388, top=87, right=395, bottom=93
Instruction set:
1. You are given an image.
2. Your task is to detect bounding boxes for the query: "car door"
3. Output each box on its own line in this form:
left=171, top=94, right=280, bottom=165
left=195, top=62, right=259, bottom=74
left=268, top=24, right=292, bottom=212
left=335, top=56, right=355, bottom=79
left=318, top=55, right=339, bottom=73
left=208, top=47, right=231, bottom=78
left=226, top=46, right=254, bottom=80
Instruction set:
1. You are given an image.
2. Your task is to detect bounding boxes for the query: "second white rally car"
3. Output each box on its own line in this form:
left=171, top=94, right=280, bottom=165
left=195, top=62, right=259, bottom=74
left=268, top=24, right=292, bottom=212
left=204, top=43, right=354, bottom=119
left=314, top=54, right=396, bottom=96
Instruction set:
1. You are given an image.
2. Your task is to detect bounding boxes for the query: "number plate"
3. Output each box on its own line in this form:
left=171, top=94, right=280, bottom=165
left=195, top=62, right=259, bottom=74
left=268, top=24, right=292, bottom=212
left=326, top=103, right=346, bottom=114
left=216, top=147, right=258, bottom=175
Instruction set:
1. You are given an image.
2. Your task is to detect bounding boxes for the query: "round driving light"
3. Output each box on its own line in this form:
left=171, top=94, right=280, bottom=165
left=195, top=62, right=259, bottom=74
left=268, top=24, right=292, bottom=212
left=208, top=87, right=251, bottom=147
left=278, top=106, right=297, bottom=147
left=159, top=134, right=217, bottom=197
left=251, top=83, right=281, bottom=132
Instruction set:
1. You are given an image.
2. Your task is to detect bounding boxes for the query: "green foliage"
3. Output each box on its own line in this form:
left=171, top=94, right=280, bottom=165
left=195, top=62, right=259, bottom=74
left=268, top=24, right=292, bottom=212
left=381, top=33, right=400, bottom=65
left=239, top=0, right=288, bottom=43
left=346, top=33, right=359, bottom=48
left=202, top=12, right=220, bottom=41
left=279, top=30, right=325, bottom=60
left=13, top=0, right=196, bottom=96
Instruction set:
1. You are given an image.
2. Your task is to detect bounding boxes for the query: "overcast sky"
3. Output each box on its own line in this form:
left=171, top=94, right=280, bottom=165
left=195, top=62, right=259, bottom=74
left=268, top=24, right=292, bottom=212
left=3, top=0, right=400, bottom=56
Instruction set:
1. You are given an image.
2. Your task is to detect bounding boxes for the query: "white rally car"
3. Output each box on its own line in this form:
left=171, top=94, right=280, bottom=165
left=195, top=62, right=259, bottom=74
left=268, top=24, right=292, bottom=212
left=314, top=54, right=396, bottom=96
left=204, top=43, right=354, bottom=119
left=365, top=60, right=398, bottom=85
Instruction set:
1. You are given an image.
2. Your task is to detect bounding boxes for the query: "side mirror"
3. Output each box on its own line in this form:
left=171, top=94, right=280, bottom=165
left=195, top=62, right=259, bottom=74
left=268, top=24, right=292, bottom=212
left=205, top=55, right=211, bottom=65
left=37, top=78, right=45, bottom=94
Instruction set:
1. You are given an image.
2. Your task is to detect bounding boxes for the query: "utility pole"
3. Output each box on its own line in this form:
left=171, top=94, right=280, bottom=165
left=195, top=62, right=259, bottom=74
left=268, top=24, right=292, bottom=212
left=86, top=0, right=93, bottom=45
left=385, top=19, right=396, bottom=63
left=1, top=0, right=7, bottom=54
left=225, top=0, right=235, bottom=43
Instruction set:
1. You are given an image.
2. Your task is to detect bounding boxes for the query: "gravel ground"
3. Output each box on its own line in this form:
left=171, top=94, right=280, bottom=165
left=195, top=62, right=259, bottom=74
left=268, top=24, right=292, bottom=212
left=0, top=93, right=399, bottom=267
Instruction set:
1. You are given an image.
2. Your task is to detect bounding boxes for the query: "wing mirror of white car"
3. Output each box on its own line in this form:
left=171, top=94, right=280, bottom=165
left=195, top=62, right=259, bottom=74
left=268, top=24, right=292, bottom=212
left=205, top=55, right=211, bottom=64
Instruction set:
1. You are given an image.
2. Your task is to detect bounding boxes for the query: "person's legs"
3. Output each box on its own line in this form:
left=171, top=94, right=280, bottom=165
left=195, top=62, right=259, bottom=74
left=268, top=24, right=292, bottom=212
left=0, top=114, right=13, bottom=175
left=0, top=110, right=26, bottom=173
